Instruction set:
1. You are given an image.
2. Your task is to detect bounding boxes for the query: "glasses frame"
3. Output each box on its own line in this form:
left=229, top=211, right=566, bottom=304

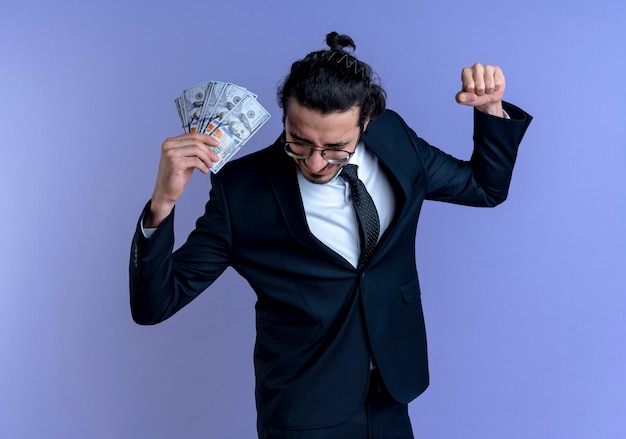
left=283, top=138, right=358, bottom=165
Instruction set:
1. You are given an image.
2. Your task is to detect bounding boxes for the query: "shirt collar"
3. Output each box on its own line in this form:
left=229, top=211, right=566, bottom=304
left=330, top=141, right=366, bottom=183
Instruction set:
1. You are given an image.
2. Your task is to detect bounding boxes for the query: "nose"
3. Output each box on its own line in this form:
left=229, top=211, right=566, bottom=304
left=305, top=148, right=327, bottom=170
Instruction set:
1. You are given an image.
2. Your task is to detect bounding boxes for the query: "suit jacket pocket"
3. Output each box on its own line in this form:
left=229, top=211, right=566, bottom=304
left=400, top=278, right=421, bottom=304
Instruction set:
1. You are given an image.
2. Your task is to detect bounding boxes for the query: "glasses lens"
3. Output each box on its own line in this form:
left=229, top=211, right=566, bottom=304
left=323, top=150, right=351, bottom=164
left=284, top=142, right=309, bottom=159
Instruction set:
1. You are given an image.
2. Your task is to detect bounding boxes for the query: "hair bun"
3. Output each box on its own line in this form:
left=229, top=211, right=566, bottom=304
left=326, top=31, right=356, bottom=52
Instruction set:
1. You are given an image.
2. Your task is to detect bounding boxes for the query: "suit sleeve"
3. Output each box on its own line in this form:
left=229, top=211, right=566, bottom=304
left=421, top=102, right=532, bottom=206
left=129, top=172, right=233, bottom=325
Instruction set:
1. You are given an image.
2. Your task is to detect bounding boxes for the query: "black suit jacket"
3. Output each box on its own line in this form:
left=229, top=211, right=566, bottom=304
left=130, top=103, right=532, bottom=429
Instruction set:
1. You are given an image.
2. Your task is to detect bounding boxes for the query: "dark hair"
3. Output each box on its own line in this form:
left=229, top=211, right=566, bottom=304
left=277, top=32, right=386, bottom=129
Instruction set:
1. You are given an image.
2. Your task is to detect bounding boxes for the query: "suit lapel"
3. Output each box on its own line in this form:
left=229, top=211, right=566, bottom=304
left=268, top=144, right=351, bottom=267
left=362, top=124, right=411, bottom=227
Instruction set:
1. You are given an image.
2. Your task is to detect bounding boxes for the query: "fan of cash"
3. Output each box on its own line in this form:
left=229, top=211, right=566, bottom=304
left=175, top=81, right=271, bottom=173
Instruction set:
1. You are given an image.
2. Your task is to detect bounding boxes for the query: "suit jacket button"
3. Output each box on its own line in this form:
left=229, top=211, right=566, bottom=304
left=361, top=272, right=366, bottom=280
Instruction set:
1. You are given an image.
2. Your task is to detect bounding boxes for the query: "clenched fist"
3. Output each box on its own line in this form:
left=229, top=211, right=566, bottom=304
left=455, top=63, right=505, bottom=117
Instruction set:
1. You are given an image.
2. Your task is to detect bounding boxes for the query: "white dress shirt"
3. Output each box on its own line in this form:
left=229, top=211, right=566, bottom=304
left=297, top=142, right=395, bottom=268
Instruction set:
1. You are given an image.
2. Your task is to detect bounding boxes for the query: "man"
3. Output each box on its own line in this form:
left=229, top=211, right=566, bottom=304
left=130, top=31, right=532, bottom=438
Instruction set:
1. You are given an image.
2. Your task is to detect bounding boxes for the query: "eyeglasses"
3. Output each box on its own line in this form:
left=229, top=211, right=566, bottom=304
left=284, top=140, right=356, bottom=164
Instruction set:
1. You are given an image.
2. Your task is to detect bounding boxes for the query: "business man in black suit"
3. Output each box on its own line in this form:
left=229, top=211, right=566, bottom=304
left=130, top=32, right=532, bottom=438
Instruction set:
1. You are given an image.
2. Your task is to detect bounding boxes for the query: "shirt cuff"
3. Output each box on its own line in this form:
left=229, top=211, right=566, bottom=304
left=140, top=213, right=157, bottom=238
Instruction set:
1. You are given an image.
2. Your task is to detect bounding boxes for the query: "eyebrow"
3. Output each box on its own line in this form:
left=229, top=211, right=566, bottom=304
left=288, top=131, right=353, bottom=149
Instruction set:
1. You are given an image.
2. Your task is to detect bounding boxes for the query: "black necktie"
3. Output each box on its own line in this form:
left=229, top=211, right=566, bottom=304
left=340, top=164, right=380, bottom=267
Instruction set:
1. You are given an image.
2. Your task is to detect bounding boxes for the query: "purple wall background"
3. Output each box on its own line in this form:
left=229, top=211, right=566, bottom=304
left=2, top=0, right=625, bottom=437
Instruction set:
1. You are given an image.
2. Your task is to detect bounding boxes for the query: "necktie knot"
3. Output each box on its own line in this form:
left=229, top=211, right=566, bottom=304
left=340, top=164, right=380, bottom=267
left=340, top=163, right=359, bottom=180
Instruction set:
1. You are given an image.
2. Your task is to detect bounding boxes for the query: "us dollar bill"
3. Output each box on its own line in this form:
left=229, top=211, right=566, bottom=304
left=197, top=81, right=226, bottom=132
left=199, top=82, right=250, bottom=133
left=175, top=80, right=270, bottom=172
left=174, top=96, right=185, bottom=129
left=205, top=94, right=270, bottom=173
left=181, top=82, right=212, bottom=133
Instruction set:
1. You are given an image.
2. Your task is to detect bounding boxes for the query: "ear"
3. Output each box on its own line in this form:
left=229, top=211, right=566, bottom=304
left=362, top=117, right=371, bottom=132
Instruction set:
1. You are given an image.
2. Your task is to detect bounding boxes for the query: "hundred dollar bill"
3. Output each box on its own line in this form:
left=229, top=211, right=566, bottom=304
left=181, top=82, right=211, bottom=133
left=174, top=96, right=186, bottom=129
left=197, top=80, right=226, bottom=132
left=205, top=94, right=270, bottom=173
left=199, top=82, right=252, bottom=133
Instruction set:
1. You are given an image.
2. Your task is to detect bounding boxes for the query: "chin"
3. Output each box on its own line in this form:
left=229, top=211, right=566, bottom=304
left=299, top=166, right=340, bottom=185
left=303, top=173, right=334, bottom=185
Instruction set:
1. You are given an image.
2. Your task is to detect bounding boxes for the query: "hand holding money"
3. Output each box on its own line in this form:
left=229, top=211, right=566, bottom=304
left=175, top=81, right=271, bottom=172
left=146, top=81, right=270, bottom=228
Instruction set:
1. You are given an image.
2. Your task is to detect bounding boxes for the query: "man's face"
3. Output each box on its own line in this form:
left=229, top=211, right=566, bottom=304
left=284, top=97, right=365, bottom=185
